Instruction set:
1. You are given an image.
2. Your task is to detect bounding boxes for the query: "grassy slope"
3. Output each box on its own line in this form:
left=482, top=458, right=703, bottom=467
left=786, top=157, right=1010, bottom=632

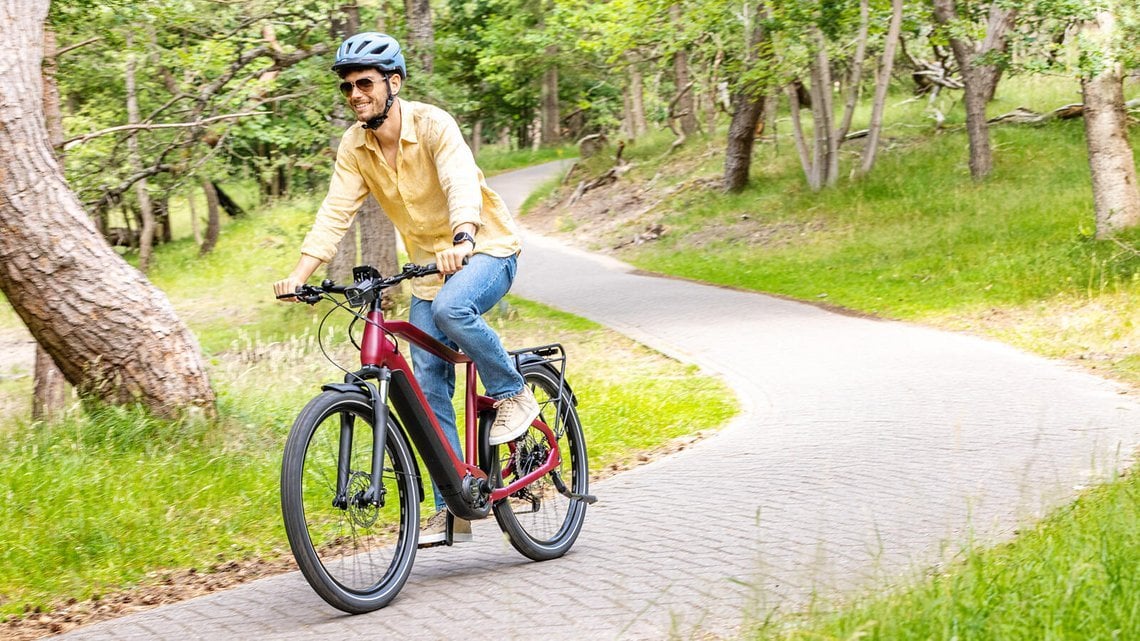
left=0, top=183, right=735, bottom=617
left=526, top=77, right=1140, bottom=638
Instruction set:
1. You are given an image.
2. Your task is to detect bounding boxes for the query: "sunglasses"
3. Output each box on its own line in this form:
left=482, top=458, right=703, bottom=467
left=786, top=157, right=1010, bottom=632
left=339, top=77, right=384, bottom=97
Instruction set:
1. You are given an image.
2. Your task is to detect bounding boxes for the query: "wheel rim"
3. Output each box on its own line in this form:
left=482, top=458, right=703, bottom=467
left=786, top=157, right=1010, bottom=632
left=494, top=370, right=586, bottom=546
left=298, top=404, right=412, bottom=595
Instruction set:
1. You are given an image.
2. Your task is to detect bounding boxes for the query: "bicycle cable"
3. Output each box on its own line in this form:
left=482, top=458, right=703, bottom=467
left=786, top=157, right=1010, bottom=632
left=313, top=290, right=398, bottom=380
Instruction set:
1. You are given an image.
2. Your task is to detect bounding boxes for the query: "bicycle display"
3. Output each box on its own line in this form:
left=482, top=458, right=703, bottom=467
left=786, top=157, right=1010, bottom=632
left=278, top=263, right=595, bottom=613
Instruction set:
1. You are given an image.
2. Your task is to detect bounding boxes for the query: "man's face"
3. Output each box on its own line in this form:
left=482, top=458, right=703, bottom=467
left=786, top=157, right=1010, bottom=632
left=340, top=69, right=399, bottom=123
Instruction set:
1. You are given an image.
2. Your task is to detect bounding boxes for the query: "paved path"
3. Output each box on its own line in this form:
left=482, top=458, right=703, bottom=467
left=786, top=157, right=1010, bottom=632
left=59, top=161, right=1139, bottom=640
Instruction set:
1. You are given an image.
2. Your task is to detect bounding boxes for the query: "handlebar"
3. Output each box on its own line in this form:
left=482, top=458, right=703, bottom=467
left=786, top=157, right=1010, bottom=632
left=276, top=262, right=442, bottom=306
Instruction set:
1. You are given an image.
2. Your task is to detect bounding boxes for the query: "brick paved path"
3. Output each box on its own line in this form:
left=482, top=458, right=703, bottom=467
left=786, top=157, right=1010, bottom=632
left=59, top=161, right=1139, bottom=640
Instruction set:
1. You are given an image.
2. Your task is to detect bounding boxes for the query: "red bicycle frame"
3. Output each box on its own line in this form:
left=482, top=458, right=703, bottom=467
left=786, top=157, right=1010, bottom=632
left=346, top=293, right=562, bottom=519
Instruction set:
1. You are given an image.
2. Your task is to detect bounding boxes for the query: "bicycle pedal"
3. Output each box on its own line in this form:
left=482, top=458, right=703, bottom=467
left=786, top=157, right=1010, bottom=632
left=417, top=539, right=451, bottom=549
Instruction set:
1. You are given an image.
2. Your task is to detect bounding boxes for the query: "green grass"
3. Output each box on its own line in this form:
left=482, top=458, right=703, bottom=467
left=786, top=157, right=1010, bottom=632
left=524, top=76, right=1140, bottom=639
left=474, top=142, right=578, bottom=175
left=0, top=184, right=735, bottom=617
left=753, top=469, right=1140, bottom=640
left=630, top=121, right=1140, bottom=318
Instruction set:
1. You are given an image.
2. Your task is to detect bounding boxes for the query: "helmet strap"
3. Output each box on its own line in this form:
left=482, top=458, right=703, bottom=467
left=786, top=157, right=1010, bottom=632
left=363, top=74, right=397, bottom=130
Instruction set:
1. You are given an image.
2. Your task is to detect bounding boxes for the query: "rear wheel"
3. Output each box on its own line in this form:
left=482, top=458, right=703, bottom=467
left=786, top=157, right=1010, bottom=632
left=280, top=391, right=419, bottom=613
left=488, top=363, right=589, bottom=561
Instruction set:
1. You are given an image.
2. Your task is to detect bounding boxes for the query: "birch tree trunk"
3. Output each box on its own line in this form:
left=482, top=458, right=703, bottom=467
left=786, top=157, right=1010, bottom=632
left=1, top=0, right=215, bottom=418
left=803, top=27, right=838, bottom=190
left=1082, top=10, right=1140, bottom=238
left=860, top=0, right=903, bottom=177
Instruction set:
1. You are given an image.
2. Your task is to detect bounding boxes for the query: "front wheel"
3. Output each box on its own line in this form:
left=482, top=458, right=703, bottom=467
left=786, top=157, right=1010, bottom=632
left=488, top=363, right=589, bottom=561
left=280, top=390, right=419, bottom=613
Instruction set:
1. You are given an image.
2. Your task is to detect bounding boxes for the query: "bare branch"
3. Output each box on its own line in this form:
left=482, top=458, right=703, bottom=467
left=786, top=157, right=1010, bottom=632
left=59, top=111, right=269, bottom=150
left=54, top=36, right=101, bottom=58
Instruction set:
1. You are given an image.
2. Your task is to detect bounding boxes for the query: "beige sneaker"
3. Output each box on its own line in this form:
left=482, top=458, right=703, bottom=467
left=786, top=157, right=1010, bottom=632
left=418, top=510, right=472, bottom=547
left=489, top=386, right=540, bottom=445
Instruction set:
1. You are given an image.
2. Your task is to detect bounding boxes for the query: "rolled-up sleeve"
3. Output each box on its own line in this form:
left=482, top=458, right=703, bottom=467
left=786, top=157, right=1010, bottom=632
left=429, top=113, right=484, bottom=232
left=300, top=142, right=369, bottom=262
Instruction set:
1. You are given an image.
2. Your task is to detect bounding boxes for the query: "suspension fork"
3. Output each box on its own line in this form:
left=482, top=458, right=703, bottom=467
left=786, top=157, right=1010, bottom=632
left=331, top=366, right=393, bottom=509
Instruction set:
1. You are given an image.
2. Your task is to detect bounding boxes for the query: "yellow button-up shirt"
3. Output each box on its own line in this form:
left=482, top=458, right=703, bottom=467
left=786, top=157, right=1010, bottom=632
left=300, top=99, right=522, bottom=299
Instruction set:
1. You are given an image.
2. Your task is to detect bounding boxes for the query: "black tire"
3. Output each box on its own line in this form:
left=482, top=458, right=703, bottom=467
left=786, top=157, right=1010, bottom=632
left=489, top=363, right=589, bottom=561
left=280, top=391, right=419, bottom=613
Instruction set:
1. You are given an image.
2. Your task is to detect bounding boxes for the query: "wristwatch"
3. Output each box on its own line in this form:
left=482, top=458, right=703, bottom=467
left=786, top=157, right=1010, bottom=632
left=452, top=231, right=476, bottom=250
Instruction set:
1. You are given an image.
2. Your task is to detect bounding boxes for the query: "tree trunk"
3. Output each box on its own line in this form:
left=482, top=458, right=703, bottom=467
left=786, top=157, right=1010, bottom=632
left=671, top=4, right=698, bottom=137
left=125, top=32, right=157, bottom=273
left=723, top=1, right=770, bottom=193
left=188, top=187, right=202, bottom=245
left=836, top=0, right=870, bottom=143
left=358, top=197, right=399, bottom=291
left=1, top=0, right=215, bottom=418
left=628, top=57, right=648, bottom=137
left=786, top=83, right=815, bottom=188
left=404, top=0, right=434, bottom=73
left=329, top=219, right=358, bottom=283
left=1082, top=10, right=1140, bottom=238
left=34, top=23, right=69, bottom=421
left=860, top=0, right=903, bottom=177
left=724, top=94, right=765, bottom=192
left=471, top=119, right=482, bottom=158
left=959, top=63, right=994, bottom=179
left=541, top=61, right=560, bottom=144
left=803, top=27, right=838, bottom=191
left=932, top=1, right=1016, bottom=180
left=199, top=177, right=221, bottom=255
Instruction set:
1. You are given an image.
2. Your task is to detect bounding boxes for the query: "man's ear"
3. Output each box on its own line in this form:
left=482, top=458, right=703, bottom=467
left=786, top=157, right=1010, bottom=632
left=389, top=74, right=403, bottom=96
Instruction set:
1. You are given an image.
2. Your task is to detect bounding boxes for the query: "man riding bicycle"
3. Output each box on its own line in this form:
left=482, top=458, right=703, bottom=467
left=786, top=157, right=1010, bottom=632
left=273, top=32, right=539, bottom=545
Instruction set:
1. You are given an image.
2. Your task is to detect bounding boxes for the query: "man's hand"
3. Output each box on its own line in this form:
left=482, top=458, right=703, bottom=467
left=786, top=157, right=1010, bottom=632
left=437, top=241, right=473, bottom=275
left=273, top=277, right=305, bottom=301
left=274, top=255, right=323, bottom=302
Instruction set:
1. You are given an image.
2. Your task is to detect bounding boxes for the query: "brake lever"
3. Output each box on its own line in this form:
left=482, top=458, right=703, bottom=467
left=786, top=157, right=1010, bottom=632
left=277, top=285, right=324, bottom=306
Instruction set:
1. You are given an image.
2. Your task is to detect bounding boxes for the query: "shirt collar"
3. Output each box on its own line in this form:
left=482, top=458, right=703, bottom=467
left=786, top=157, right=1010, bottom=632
left=349, top=98, right=417, bottom=151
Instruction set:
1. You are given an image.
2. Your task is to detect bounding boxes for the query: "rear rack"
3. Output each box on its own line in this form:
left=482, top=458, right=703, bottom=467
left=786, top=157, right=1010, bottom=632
left=509, top=343, right=573, bottom=436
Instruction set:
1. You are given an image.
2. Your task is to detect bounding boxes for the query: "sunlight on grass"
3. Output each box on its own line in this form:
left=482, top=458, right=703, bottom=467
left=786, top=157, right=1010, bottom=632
left=0, top=188, right=736, bottom=617
left=752, top=469, right=1140, bottom=640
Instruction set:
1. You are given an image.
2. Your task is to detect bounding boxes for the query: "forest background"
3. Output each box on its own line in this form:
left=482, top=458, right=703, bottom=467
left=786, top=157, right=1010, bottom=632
left=1, top=0, right=1140, bottom=638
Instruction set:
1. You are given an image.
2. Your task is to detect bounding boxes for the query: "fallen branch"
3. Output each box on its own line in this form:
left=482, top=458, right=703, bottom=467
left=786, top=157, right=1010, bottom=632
left=568, top=163, right=633, bottom=205
left=987, top=100, right=1138, bottom=126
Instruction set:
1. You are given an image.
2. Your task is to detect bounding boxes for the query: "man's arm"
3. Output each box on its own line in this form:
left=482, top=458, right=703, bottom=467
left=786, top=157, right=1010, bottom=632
left=273, top=254, right=325, bottom=300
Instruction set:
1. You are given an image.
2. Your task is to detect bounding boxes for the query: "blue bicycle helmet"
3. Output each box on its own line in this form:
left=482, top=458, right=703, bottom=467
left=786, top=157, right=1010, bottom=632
left=332, top=32, right=407, bottom=79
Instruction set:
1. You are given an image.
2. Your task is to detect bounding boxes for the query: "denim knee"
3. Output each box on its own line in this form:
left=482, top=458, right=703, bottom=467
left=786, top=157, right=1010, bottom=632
left=430, top=296, right=475, bottom=338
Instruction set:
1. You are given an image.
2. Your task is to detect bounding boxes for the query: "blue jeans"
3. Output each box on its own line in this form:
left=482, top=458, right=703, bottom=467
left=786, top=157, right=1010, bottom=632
left=409, top=253, right=525, bottom=511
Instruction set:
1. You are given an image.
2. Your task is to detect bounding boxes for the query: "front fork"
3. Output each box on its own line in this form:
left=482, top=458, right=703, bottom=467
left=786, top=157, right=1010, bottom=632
left=332, top=367, right=392, bottom=510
